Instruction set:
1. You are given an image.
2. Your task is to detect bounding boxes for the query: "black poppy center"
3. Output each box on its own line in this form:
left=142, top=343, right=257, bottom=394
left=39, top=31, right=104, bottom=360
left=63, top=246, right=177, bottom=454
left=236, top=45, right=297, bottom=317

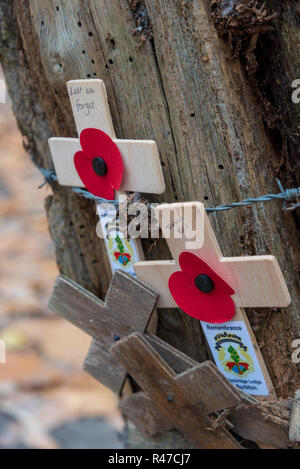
left=195, top=274, right=214, bottom=293
left=92, top=157, right=107, bottom=177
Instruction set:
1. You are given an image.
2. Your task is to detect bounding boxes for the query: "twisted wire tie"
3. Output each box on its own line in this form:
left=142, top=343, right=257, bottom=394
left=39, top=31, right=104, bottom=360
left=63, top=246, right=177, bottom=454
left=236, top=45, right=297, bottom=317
left=38, top=168, right=300, bottom=212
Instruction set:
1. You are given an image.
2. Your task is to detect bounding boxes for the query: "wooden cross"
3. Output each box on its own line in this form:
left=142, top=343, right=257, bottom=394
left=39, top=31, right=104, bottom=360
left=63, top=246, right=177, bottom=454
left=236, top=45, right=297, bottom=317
left=48, top=79, right=165, bottom=276
left=111, top=332, right=242, bottom=449
left=48, top=270, right=159, bottom=395
left=134, top=202, right=291, bottom=397
left=49, top=79, right=165, bottom=196
left=115, top=333, right=290, bottom=449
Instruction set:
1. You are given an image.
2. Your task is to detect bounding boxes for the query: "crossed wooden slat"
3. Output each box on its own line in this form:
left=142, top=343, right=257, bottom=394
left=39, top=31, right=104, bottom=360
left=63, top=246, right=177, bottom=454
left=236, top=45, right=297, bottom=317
left=111, top=332, right=242, bottom=449
left=48, top=271, right=159, bottom=394
left=113, top=333, right=290, bottom=449
left=48, top=272, right=290, bottom=448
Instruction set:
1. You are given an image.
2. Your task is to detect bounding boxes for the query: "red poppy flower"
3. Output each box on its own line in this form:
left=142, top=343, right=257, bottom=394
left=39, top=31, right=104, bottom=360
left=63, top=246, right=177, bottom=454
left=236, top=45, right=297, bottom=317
left=169, top=252, right=235, bottom=324
left=74, top=128, right=124, bottom=200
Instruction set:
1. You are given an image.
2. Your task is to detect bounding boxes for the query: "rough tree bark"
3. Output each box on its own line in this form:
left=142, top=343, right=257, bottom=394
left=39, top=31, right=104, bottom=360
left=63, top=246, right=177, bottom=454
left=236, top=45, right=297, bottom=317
left=0, top=0, right=299, bottom=446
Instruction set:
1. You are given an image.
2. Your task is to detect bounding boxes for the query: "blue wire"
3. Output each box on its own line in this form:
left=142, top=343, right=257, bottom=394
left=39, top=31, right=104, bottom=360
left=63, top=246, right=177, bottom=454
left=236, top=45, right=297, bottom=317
left=206, top=179, right=300, bottom=212
left=38, top=168, right=300, bottom=212
left=38, top=168, right=119, bottom=206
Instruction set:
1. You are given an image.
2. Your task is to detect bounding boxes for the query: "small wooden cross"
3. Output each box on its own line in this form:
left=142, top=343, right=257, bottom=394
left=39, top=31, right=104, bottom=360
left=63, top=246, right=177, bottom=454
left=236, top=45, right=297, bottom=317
left=48, top=270, right=159, bottom=395
left=134, top=202, right=291, bottom=397
left=48, top=79, right=165, bottom=276
left=111, top=332, right=242, bottom=449
left=49, top=79, right=165, bottom=196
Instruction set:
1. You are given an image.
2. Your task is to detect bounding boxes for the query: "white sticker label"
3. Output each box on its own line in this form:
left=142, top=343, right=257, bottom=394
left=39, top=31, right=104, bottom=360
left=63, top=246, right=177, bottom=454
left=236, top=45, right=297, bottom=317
left=201, top=321, right=269, bottom=396
left=97, top=204, right=141, bottom=277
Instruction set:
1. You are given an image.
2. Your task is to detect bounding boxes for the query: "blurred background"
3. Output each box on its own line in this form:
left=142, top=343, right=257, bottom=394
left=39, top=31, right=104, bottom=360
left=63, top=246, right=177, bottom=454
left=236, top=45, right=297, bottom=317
left=0, top=76, right=124, bottom=449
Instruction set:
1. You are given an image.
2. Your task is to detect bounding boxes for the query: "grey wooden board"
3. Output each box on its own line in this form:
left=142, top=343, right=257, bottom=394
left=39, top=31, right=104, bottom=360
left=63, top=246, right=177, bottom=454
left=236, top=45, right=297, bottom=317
left=289, top=390, right=300, bottom=442
left=120, top=333, right=241, bottom=439
left=122, top=332, right=290, bottom=448
left=83, top=338, right=126, bottom=392
left=147, top=333, right=242, bottom=414
left=229, top=402, right=290, bottom=449
left=111, top=332, right=241, bottom=449
left=48, top=271, right=159, bottom=394
left=145, top=334, right=198, bottom=374
left=120, top=392, right=173, bottom=439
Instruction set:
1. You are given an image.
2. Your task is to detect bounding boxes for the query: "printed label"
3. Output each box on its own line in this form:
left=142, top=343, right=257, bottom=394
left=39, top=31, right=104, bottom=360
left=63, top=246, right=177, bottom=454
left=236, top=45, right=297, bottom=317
left=97, top=204, right=140, bottom=277
left=201, top=320, right=269, bottom=396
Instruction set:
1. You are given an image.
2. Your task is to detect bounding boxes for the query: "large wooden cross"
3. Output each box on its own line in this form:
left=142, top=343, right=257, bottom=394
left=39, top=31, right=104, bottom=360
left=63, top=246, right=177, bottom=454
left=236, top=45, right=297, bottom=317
left=48, top=272, right=290, bottom=448
left=111, top=332, right=242, bottom=449
left=48, top=79, right=165, bottom=276
left=113, top=333, right=290, bottom=449
left=48, top=270, right=159, bottom=395
left=134, top=202, right=291, bottom=397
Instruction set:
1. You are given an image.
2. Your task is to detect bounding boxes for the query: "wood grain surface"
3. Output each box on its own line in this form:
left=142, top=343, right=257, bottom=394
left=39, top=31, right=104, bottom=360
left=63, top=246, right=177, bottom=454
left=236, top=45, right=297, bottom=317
left=48, top=271, right=159, bottom=394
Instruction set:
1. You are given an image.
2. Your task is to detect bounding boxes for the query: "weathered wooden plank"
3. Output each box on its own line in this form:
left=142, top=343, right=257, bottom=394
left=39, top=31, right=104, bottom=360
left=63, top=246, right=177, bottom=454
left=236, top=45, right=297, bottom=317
left=111, top=332, right=241, bottom=449
left=229, top=399, right=290, bottom=449
left=124, top=332, right=242, bottom=438
left=116, top=331, right=290, bottom=447
left=147, top=333, right=241, bottom=413
left=83, top=338, right=126, bottom=392
left=48, top=271, right=159, bottom=394
left=145, top=334, right=198, bottom=373
left=175, top=363, right=241, bottom=416
left=289, top=390, right=300, bottom=442
left=120, top=392, right=173, bottom=438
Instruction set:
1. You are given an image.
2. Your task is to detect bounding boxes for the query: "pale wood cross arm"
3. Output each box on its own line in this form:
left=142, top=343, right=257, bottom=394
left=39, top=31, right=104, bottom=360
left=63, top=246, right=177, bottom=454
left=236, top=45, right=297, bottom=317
left=135, top=202, right=291, bottom=308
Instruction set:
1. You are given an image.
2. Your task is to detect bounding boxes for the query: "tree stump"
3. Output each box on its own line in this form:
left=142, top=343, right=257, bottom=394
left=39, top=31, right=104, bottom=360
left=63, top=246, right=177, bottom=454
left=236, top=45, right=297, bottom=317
left=0, top=0, right=299, bottom=447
